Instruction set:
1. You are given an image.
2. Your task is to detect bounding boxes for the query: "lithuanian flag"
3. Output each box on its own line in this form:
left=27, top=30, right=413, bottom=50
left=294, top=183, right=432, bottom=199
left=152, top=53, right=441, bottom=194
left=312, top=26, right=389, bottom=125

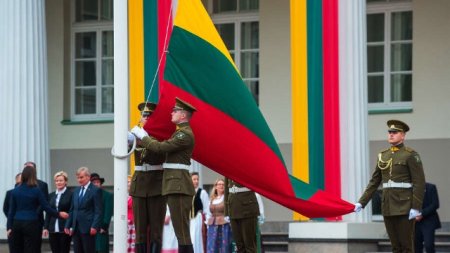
left=145, top=0, right=354, bottom=218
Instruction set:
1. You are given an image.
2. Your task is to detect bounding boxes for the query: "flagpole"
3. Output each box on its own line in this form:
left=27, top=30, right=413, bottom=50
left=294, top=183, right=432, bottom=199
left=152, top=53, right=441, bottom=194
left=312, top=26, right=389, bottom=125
left=113, top=0, right=129, bottom=252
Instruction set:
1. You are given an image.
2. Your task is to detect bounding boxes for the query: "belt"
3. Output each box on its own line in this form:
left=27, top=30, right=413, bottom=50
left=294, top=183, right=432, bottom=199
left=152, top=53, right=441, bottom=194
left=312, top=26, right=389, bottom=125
left=135, top=164, right=163, bottom=171
left=382, top=180, right=412, bottom=189
left=229, top=186, right=251, bottom=194
left=163, top=163, right=190, bottom=171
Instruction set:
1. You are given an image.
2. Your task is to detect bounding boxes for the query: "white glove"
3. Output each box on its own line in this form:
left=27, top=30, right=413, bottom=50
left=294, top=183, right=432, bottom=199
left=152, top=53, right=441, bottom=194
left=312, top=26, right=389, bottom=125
left=224, top=216, right=230, bottom=223
left=408, top=209, right=421, bottom=220
left=130, top=126, right=148, bottom=140
left=257, top=216, right=265, bottom=225
left=127, top=132, right=135, bottom=145
left=354, top=203, right=362, bottom=212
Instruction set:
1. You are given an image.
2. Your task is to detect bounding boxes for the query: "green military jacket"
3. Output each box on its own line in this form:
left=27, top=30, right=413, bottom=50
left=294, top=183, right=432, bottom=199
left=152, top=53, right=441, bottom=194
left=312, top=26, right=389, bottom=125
left=224, top=178, right=259, bottom=219
left=95, top=189, right=113, bottom=252
left=141, top=122, right=195, bottom=196
left=358, top=143, right=425, bottom=216
left=129, top=143, right=165, bottom=198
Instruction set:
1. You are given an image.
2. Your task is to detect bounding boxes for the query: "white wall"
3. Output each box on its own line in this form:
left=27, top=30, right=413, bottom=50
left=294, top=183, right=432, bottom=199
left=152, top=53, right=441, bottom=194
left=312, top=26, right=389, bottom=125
left=259, top=0, right=292, bottom=144
left=368, top=0, right=450, bottom=141
left=47, top=0, right=114, bottom=150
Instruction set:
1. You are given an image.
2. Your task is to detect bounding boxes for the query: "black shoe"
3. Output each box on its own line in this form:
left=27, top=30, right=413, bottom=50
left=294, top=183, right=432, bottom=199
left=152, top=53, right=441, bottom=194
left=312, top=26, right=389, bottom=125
left=150, top=242, right=162, bottom=253
left=136, top=243, right=147, bottom=253
left=178, top=244, right=194, bottom=253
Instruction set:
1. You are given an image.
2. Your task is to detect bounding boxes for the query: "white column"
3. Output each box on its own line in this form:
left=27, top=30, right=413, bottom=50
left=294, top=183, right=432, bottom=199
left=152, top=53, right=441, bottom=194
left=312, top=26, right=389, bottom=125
left=113, top=0, right=129, bottom=251
left=0, top=0, right=50, bottom=231
left=339, top=0, right=371, bottom=222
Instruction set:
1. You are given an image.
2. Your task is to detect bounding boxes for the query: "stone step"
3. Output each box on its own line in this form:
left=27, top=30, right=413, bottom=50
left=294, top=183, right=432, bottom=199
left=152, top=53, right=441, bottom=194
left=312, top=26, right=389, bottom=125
left=261, top=231, right=289, bottom=242
left=261, top=231, right=289, bottom=252
left=378, top=241, right=450, bottom=252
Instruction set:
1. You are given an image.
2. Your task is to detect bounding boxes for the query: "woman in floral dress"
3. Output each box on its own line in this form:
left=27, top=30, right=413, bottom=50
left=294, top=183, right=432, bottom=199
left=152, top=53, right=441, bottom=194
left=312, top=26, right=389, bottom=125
left=206, top=178, right=232, bottom=253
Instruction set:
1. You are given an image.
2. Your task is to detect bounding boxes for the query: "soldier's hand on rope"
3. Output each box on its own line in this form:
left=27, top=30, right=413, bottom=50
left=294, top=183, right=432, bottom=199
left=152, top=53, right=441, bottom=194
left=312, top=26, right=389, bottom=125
left=127, top=131, right=135, bottom=145
left=354, top=203, right=362, bottom=212
left=131, top=126, right=148, bottom=139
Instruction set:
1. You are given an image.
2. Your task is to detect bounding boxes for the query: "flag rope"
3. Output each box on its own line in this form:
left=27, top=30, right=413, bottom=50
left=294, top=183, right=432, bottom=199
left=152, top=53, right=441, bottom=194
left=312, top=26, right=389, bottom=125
left=112, top=1, right=173, bottom=159
left=142, top=1, right=173, bottom=119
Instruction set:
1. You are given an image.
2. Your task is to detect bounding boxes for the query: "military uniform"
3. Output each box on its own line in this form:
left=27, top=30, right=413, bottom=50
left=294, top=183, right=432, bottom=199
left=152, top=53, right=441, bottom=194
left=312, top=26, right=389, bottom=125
left=140, top=98, right=196, bottom=253
left=358, top=120, right=425, bottom=253
left=130, top=102, right=166, bottom=253
left=225, top=178, right=260, bottom=253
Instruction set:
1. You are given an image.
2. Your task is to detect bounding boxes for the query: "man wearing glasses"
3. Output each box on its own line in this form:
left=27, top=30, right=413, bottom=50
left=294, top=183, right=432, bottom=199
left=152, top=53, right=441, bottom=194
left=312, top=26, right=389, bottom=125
left=129, top=102, right=166, bottom=253
left=132, top=97, right=197, bottom=253
left=354, top=120, right=426, bottom=253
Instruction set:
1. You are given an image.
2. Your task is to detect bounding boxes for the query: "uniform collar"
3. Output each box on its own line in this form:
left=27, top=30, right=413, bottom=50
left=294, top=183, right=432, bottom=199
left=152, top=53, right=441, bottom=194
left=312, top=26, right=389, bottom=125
left=176, top=121, right=190, bottom=130
left=390, top=143, right=404, bottom=152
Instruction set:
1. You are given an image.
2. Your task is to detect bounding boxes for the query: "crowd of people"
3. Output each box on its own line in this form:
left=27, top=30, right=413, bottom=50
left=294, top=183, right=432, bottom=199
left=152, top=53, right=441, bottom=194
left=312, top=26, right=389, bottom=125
left=3, top=99, right=444, bottom=253
left=4, top=163, right=113, bottom=253
left=3, top=98, right=265, bottom=253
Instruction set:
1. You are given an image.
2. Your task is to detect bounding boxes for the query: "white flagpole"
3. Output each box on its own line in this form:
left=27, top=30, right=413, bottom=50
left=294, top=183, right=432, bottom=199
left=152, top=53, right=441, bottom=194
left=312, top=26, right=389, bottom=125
left=113, top=0, right=129, bottom=252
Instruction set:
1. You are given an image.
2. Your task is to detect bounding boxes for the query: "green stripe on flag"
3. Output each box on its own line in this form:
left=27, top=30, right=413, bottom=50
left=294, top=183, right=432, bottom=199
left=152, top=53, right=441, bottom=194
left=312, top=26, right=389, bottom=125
left=144, top=0, right=158, bottom=101
left=307, top=0, right=324, bottom=189
left=289, top=175, right=316, bottom=199
left=165, top=26, right=284, bottom=164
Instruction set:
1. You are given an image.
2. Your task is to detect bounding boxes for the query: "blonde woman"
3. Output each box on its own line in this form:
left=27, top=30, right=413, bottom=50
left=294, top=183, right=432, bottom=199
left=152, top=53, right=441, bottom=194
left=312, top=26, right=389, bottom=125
left=43, top=171, right=73, bottom=253
left=206, top=178, right=232, bottom=253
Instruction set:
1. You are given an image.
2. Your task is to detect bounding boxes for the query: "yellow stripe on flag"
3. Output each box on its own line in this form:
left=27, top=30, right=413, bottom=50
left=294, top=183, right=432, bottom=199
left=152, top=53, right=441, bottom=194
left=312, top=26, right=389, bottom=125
left=291, top=0, right=310, bottom=221
left=174, top=0, right=238, bottom=73
left=128, top=0, right=145, bottom=172
left=129, top=0, right=145, bottom=126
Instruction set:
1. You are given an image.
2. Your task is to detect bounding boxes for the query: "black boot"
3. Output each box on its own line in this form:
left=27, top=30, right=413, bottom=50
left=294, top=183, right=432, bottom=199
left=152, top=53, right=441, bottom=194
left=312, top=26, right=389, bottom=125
left=136, top=243, right=147, bottom=253
left=150, top=242, right=162, bottom=253
left=178, top=244, right=194, bottom=253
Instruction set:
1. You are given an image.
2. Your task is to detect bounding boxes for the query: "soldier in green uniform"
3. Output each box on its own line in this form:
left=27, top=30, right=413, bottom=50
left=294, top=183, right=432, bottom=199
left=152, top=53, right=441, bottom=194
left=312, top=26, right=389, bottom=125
left=225, top=178, right=260, bottom=253
left=129, top=102, right=166, bottom=253
left=131, top=97, right=196, bottom=253
left=354, top=119, right=426, bottom=253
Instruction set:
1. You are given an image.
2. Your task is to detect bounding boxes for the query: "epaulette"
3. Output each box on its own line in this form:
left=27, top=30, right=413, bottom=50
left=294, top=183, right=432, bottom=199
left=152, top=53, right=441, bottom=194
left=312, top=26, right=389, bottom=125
left=379, top=148, right=390, bottom=153
left=405, top=146, right=415, bottom=153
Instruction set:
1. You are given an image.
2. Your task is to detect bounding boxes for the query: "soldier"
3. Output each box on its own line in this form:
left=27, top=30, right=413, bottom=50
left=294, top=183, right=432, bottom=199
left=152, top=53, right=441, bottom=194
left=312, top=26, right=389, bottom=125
left=225, top=178, right=259, bottom=253
left=354, top=119, right=426, bottom=253
left=131, top=97, right=196, bottom=253
left=129, top=102, right=166, bottom=253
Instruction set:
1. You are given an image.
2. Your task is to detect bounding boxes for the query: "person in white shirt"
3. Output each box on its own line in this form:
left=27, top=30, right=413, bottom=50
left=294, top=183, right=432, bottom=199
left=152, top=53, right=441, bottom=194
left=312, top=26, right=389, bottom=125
left=190, top=172, right=211, bottom=253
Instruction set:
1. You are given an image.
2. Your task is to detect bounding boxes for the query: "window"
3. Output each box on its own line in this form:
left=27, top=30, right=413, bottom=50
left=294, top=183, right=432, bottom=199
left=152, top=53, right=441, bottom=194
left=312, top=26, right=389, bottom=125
left=209, top=0, right=260, bottom=104
left=71, top=0, right=114, bottom=121
left=367, top=0, right=412, bottom=112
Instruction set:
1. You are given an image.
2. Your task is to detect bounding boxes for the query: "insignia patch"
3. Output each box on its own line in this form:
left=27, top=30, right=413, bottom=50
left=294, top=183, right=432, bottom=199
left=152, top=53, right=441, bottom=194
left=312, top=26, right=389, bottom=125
left=415, top=155, right=421, bottom=163
left=176, top=132, right=185, bottom=139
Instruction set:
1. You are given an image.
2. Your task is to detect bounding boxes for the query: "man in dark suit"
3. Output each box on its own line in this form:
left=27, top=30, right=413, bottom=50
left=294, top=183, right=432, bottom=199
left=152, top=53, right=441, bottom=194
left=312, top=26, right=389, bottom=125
left=24, top=161, right=49, bottom=253
left=65, top=167, right=103, bottom=253
left=415, top=182, right=441, bottom=253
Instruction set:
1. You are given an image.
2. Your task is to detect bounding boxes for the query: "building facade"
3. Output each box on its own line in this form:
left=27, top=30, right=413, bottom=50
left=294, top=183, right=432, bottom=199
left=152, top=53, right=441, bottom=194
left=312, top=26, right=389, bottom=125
left=1, top=0, right=450, bottom=234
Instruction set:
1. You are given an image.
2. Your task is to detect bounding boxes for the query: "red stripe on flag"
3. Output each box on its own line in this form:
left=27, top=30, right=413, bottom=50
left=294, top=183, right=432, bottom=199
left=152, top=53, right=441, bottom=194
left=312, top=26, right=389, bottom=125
left=323, top=0, right=342, bottom=220
left=157, top=0, right=173, bottom=97
left=145, top=83, right=354, bottom=218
